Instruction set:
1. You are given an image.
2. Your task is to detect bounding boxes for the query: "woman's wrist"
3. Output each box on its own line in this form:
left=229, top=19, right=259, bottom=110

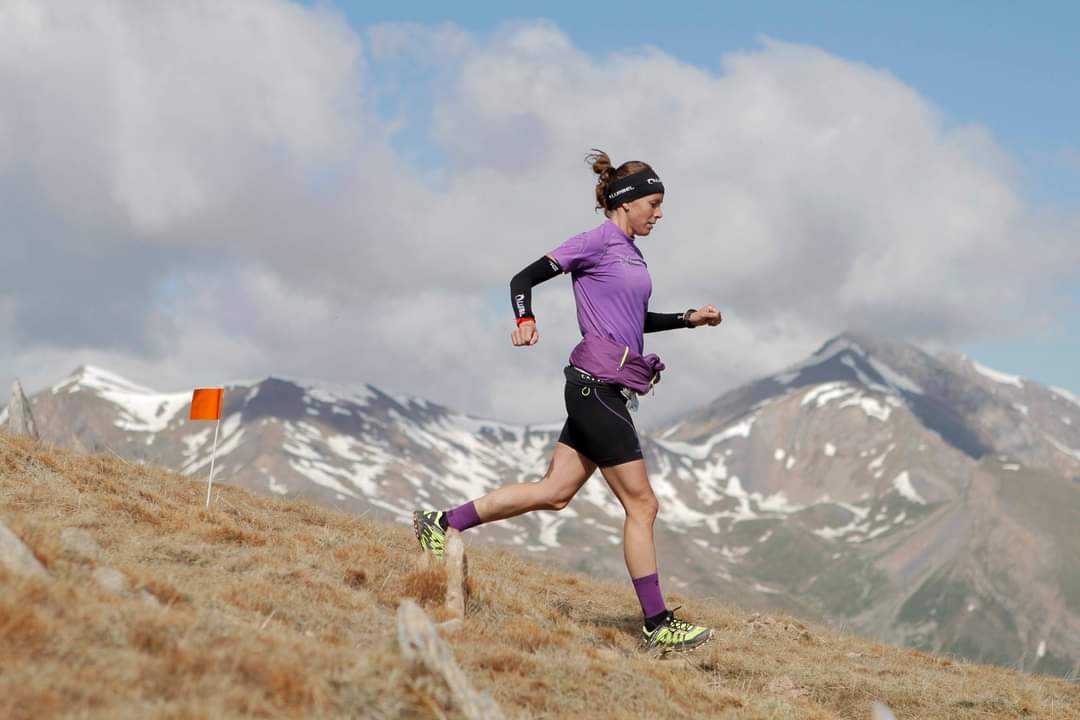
left=682, top=308, right=697, bottom=328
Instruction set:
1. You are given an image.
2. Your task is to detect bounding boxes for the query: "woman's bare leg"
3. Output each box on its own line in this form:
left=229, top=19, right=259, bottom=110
left=598, top=459, right=659, bottom=578
left=473, top=442, right=596, bottom=522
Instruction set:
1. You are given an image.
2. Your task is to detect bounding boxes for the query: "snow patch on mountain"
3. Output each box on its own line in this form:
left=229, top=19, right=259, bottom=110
left=814, top=516, right=868, bottom=540
left=694, top=455, right=730, bottom=505
left=972, top=361, right=1023, bottom=388
left=182, top=415, right=245, bottom=474
left=835, top=501, right=870, bottom=520
left=1050, top=386, right=1080, bottom=408
left=326, top=435, right=364, bottom=462
left=655, top=416, right=755, bottom=460
left=773, top=336, right=867, bottom=384
left=660, top=420, right=684, bottom=439
left=298, top=380, right=378, bottom=409
left=56, top=366, right=190, bottom=433
left=536, top=514, right=564, bottom=548
left=802, top=383, right=855, bottom=408
left=182, top=429, right=211, bottom=462
left=769, top=335, right=921, bottom=402
left=801, top=383, right=894, bottom=422
left=720, top=545, right=751, bottom=562
left=892, top=471, right=926, bottom=504
left=282, top=422, right=326, bottom=462
left=868, top=444, right=896, bottom=474
left=1046, top=435, right=1080, bottom=461
left=53, top=365, right=149, bottom=395
left=580, top=478, right=623, bottom=519
left=866, top=356, right=924, bottom=395
left=289, top=459, right=362, bottom=498
left=215, top=422, right=246, bottom=458
left=840, top=394, right=894, bottom=422
left=726, top=476, right=748, bottom=498
left=758, top=491, right=802, bottom=513
left=841, top=355, right=878, bottom=388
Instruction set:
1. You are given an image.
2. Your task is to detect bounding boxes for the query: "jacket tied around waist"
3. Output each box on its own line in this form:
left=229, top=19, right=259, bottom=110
left=567, top=334, right=665, bottom=395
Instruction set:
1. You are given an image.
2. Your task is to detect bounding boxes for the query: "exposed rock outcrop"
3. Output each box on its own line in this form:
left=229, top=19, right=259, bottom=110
left=6, top=379, right=39, bottom=439
left=397, top=599, right=503, bottom=720
left=0, top=520, right=48, bottom=578
left=62, top=527, right=103, bottom=560
left=445, top=529, right=468, bottom=621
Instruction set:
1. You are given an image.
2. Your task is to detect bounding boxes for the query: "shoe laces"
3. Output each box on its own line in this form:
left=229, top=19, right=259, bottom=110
left=665, top=607, right=698, bottom=633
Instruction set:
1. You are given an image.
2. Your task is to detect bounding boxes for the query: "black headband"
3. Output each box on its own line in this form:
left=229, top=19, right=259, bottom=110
left=604, top=169, right=665, bottom=209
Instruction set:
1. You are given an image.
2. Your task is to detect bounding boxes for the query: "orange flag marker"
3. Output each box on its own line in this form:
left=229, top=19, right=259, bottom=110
left=190, top=388, right=224, bottom=421
left=190, top=388, right=225, bottom=509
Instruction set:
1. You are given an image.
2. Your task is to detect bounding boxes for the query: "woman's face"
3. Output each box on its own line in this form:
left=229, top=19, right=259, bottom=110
left=623, top=194, right=664, bottom=236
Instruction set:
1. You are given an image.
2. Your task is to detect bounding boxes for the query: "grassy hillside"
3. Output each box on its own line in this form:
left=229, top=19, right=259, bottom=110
left=1, top=432, right=1077, bottom=719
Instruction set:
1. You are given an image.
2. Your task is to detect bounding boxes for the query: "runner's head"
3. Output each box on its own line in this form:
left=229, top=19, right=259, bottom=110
left=586, top=149, right=664, bottom=236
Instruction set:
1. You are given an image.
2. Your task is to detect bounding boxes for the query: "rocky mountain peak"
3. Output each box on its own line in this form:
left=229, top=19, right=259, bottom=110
left=768, top=332, right=929, bottom=399
left=51, top=364, right=157, bottom=397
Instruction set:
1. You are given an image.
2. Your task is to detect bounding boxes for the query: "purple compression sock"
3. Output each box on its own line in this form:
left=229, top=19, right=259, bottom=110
left=631, top=572, right=667, bottom=619
left=445, top=501, right=482, bottom=532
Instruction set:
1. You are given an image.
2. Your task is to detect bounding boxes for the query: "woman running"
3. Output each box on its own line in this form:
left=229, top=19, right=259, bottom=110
left=413, top=150, right=723, bottom=651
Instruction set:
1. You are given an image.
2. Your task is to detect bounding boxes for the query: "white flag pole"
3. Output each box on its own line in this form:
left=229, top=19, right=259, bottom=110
left=205, top=417, right=221, bottom=510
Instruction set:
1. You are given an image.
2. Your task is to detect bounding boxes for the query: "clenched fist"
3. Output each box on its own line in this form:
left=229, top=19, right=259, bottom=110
left=512, top=320, right=539, bottom=347
left=689, top=305, right=722, bottom=327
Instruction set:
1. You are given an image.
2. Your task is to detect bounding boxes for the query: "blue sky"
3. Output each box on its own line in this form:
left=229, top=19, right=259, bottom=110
left=324, top=0, right=1080, bottom=392
left=329, top=1, right=1079, bottom=200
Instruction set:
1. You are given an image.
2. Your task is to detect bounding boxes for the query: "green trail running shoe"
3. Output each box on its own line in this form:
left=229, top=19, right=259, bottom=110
left=642, top=609, right=713, bottom=652
left=413, top=510, right=447, bottom=558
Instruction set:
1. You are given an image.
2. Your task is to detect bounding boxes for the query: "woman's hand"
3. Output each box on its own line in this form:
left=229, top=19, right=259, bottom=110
left=690, top=305, right=722, bottom=327
left=512, top=320, right=539, bottom=346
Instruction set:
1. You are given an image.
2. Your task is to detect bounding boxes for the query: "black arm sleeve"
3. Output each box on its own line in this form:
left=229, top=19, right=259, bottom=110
left=644, top=311, right=688, bottom=333
left=510, top=255, right=562, bottom=321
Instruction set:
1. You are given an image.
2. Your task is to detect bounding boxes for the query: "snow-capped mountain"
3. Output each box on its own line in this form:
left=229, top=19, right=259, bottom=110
left=651, top=333, right=1080, bottom=677
left=12, top=333, right=1080, bottom=678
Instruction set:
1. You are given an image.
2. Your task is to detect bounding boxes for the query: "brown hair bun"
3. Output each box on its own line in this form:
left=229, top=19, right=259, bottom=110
left=585, top=149, right=654, bottom=213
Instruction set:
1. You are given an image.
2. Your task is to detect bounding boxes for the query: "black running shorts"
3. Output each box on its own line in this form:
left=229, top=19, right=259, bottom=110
left=557, top=366, right=643, bottom=467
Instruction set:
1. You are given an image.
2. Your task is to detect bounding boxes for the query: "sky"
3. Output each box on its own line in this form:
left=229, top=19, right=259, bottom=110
left=1, top=0, right=1077, bottom=427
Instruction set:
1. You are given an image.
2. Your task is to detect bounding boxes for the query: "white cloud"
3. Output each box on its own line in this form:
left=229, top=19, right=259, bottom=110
left=1, top=5, right=1076, bottom=426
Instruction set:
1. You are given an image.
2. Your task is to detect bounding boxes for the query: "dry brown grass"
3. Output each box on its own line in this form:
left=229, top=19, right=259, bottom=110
left=1, top=430, right=1078, bottom=719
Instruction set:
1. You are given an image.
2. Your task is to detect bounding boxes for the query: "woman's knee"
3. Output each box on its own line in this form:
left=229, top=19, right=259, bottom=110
left=536, top=480, right=576, bottom=511
left=547, top=493, right=574, bottom=511
left=626, top=492, right=659, bottom=523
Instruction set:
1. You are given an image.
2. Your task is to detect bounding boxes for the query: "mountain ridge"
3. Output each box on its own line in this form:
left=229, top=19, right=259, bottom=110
left=8, top=332, right=1080, bottom=679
